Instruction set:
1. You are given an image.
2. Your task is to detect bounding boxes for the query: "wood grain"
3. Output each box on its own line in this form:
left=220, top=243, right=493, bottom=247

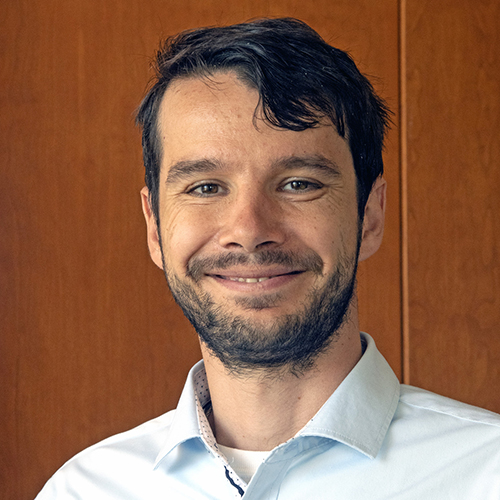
left=405, top=0, right=500, bottom=412
left=0, top=1, right=400, bottom=498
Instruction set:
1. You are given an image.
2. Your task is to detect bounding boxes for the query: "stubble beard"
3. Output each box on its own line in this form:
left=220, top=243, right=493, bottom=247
left=159, top=240, right=359, bottom=378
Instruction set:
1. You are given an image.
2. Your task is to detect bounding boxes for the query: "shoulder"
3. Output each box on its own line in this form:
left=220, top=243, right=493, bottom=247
left=369, top=386, right=500, bottom=497
left=35, top=410, right=176, bottom=499
left=394, top=384, right=500, bottom=458
left=399, top=384, right=500, bottom=428
left=73, top=409, right=177, bottom=458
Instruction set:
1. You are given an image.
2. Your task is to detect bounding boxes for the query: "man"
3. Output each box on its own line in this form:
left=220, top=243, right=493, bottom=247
left=37, top=18, right=500, bottom=499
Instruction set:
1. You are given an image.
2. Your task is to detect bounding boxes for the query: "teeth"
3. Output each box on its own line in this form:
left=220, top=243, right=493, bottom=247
left=228, top=276, right=271, bottom=283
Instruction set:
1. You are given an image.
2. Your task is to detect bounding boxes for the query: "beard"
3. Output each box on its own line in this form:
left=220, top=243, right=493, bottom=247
left=160, top=245, right=359, bottom=377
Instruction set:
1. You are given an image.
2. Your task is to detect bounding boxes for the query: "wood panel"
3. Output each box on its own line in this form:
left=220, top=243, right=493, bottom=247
left=0, top=1, right=400, bottom=499
left=405, top=0, right=500, bottom=412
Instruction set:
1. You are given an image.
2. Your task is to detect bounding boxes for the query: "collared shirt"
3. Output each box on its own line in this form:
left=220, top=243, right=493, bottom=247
left=36, top=333, right=500, bottom=499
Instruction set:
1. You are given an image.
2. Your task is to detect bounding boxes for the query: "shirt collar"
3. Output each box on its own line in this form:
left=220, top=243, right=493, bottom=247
left=154, top=360, right=217, bottom=468
left=298, top=332, right=400, bottom=458
left=155, top=332, right=400, bottom=467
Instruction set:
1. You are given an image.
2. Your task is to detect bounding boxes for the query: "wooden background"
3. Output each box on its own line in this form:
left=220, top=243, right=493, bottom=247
left=1, top=1, right=499, bottom=498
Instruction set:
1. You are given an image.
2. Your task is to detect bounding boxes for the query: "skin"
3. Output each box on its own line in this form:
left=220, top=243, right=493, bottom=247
left=141, top=72, right=386, bottom=451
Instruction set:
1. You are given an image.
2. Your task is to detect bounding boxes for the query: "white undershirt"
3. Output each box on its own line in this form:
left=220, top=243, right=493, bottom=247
left=217, top=444, right=270, bottom=484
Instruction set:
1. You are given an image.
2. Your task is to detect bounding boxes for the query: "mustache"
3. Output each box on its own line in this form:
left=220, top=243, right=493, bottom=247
left=186, top=250, right=324, bottom=282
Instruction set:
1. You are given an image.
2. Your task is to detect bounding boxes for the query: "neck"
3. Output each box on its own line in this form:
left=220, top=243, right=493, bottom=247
left=201, top=318, right=362, bottom=452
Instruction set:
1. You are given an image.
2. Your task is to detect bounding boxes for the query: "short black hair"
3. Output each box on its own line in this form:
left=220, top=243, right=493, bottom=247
left=136, top=17, right=391, bottom=221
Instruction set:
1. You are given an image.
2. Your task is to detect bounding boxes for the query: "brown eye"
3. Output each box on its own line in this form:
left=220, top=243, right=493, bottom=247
left=290, top=180, right=309, bottom=190
left=199, top=184, right=219, bottom=194
left=190, top=183, right=220, bottom=196
left=282, top=179, right=322, bottom=192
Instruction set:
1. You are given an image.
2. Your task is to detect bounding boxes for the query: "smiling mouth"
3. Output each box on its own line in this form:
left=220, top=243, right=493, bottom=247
left=226, top=276, right=271, bottom=283
left=214, top=270, right=304, bottom=283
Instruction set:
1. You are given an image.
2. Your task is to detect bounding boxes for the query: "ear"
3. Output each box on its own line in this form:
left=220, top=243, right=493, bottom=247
left=358, top=176, right=387, bottom=262
left=140, top=186, right=164, bottom=270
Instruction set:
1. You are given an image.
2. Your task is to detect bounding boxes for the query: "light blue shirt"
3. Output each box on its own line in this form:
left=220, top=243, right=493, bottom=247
left=36, top=333, right=500, bottom=499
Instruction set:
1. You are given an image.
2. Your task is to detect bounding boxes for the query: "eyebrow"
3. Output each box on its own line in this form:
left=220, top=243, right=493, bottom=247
left=165, top=154, right=343, bottom=184
left=165, top=159, right=222, bottom=184
left=270, top=155, right=343, bottom=178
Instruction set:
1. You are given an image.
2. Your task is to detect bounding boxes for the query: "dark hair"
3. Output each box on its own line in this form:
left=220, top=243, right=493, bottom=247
left=136, top=17, right=391, bottom=221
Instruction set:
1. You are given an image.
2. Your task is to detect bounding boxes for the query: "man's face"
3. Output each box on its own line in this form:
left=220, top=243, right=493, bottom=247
left=142, top=72, right=383, bottom=374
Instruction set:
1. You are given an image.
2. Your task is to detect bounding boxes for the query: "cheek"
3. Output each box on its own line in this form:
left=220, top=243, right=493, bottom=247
left=160, top=205, right=218, bottom=269
left=296, top=202, right=359, bottom=270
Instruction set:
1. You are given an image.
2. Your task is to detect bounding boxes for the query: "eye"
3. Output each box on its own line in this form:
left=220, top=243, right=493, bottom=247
left=188, top=182, right=223, bottom=197
left=281, top=179, right=323, bottom=192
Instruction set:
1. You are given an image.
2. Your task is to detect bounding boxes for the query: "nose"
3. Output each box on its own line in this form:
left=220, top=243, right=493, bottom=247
left=217, top=190, right=286, bottom=252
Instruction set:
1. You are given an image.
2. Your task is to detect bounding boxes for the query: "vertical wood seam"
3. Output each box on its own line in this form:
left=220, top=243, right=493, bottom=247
left=399, top=0, right=410, bottom=385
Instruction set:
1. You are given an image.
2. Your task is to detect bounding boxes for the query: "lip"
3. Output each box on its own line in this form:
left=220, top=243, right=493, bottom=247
left=208, top=267, right=303, bottom=279
left=207, top=269, right=305, bottom=292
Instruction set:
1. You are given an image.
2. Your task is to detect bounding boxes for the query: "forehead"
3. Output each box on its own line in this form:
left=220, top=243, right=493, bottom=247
left=157, top=72, right=355, bottom=178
